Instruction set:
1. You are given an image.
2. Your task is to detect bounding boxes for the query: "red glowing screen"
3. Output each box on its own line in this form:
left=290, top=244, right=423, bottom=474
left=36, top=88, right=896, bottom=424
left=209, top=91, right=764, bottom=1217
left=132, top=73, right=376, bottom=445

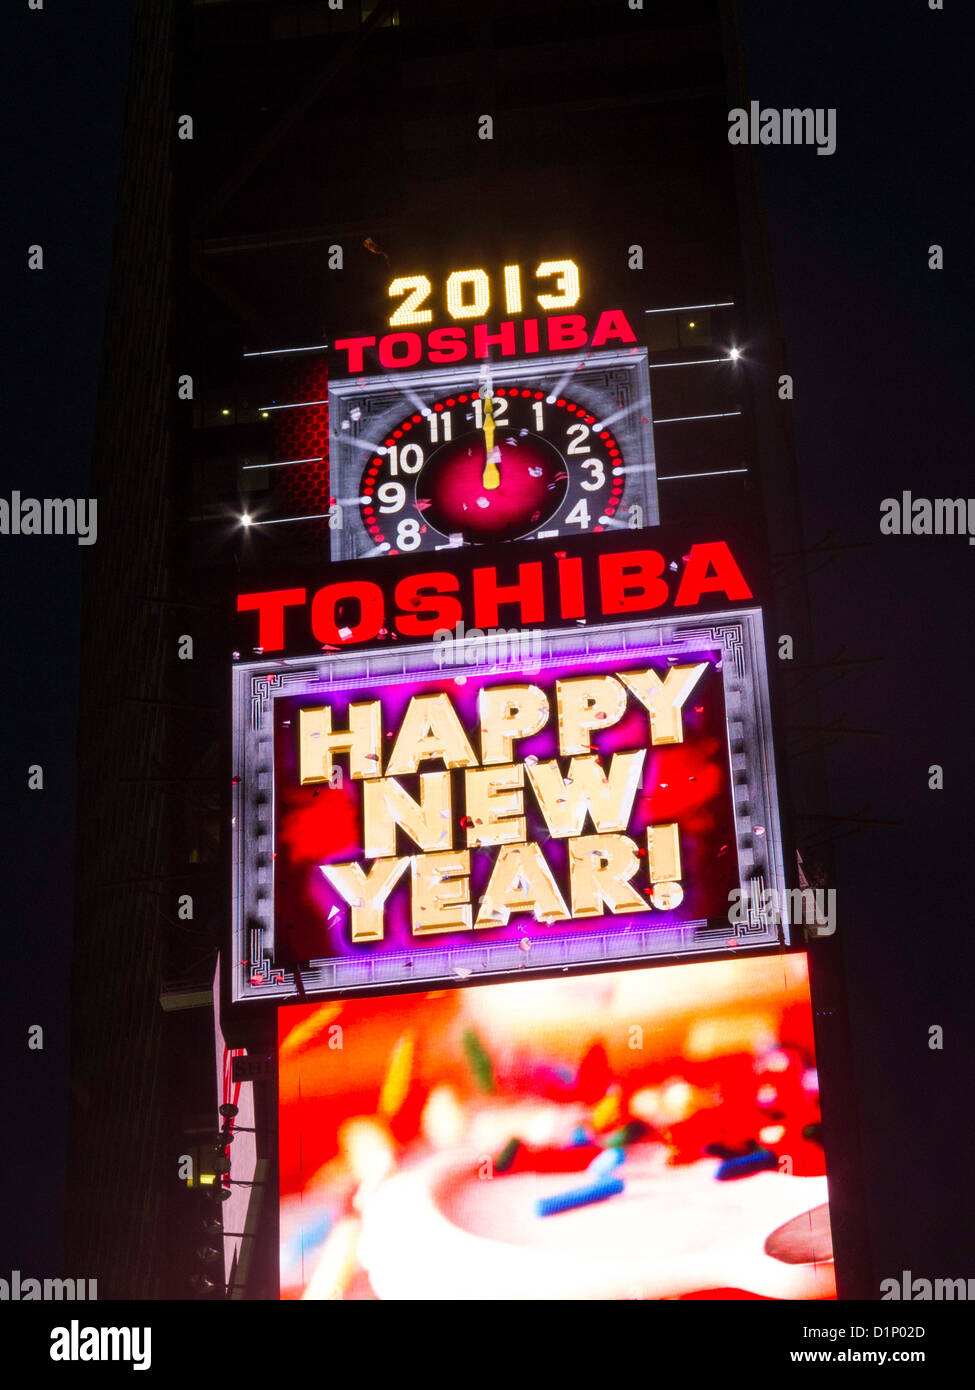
left=273, top=644, right=737, bottom=966
left=279, top=952, right=833, bottom=1300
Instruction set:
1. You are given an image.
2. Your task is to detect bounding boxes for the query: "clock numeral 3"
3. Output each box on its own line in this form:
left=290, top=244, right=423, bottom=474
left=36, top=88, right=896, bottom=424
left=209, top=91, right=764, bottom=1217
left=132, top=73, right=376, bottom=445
left=580, top=459, right=605, bottom=491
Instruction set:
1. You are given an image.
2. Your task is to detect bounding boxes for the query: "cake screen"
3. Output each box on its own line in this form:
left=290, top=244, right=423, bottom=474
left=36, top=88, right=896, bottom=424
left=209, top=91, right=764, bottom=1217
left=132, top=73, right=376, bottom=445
left=278, top=952, right=834, bottom=1300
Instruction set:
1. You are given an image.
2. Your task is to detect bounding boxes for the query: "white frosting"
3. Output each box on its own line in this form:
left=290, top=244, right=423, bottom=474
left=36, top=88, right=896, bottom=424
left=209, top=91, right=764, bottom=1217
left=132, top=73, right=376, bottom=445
left=359, top=1143, right=834, bottom=1300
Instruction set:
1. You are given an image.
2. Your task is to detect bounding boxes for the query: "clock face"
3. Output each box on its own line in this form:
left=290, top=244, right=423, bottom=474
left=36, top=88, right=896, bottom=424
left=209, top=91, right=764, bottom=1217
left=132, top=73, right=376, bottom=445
left=359, top=388, right=625, bottom=554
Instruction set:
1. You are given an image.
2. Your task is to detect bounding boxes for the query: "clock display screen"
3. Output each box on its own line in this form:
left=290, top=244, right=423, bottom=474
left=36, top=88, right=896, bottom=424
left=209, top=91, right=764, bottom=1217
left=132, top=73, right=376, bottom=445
left=361, top=388, right=624, bottom=553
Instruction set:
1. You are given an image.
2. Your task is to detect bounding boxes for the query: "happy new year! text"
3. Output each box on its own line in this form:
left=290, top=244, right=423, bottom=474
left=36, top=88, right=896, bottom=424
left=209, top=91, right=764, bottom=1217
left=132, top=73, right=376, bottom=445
left=301, top=667, right=707, bottom=942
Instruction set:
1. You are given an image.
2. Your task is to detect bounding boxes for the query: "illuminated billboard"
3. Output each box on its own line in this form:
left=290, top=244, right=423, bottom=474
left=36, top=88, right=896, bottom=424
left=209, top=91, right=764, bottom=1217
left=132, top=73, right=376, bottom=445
left=279, top=952, right=833, bottom=1300
left=231, top=530, right=787, bottom=1004
left=242, top=255, right=682, bottom=554
left=327, top=345, right=659, bottom=560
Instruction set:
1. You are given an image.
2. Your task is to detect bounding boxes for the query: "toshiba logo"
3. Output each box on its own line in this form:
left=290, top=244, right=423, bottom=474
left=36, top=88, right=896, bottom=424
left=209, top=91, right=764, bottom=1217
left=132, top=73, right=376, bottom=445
left=333, top=310, right=636, bottom=373
left=236, top=541, right=753, bottom=654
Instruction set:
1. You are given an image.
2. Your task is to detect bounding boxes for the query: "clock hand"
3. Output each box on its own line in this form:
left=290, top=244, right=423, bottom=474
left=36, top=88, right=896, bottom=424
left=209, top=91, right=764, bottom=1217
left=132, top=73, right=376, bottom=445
left=481, top=393, right=501, bottom=490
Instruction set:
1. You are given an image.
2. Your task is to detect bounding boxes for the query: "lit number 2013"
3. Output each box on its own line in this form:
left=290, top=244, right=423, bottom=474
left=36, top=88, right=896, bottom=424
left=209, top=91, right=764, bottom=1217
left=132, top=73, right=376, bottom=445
left=388, top=260, right=580, bottom=327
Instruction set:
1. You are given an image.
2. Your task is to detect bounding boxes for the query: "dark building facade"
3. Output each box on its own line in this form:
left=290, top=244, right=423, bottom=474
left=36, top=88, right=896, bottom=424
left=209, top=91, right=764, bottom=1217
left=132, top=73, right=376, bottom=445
left=66, top=0, right=869, bottom=1299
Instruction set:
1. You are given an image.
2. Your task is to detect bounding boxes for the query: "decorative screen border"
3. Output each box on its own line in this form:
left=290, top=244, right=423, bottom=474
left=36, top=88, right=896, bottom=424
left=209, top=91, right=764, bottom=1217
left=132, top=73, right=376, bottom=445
left=230, top=607, right=787, bottom=1003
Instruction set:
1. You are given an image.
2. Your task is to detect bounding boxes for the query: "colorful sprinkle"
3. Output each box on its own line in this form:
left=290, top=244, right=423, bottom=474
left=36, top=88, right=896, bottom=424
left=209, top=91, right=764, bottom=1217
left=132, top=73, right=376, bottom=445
left=462, top=1027, right=495, bottom=1094
left=714, top=1148, right=778, bottom=1181
left=591, top=1090, right=624, bottom=1133
left=587, top=1147, right=625, bottom=1177
left=494, top=1138, right=521, bottom=1173
left=600, top=1120, right=647, bottom=1148
left=378, top=1030, right=415, bottom=1120
left=535, top=1175, right=625, bottom=1217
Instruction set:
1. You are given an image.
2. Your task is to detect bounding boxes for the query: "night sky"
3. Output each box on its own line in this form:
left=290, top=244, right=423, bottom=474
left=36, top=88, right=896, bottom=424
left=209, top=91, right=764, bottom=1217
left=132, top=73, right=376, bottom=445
left=739, top=0, right=975, bottom=1278
left=4, top=0, right=135, bottom=1277
left=3, top=0, right=972, bottom=1288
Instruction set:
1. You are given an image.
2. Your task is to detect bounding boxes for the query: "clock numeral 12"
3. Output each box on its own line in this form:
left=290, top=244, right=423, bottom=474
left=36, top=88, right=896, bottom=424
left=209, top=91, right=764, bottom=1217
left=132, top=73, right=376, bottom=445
left=471, top=397, right=508, bottom=429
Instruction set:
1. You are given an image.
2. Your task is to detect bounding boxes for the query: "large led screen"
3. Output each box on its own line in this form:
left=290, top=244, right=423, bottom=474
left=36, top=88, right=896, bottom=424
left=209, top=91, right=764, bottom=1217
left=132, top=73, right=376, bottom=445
left=232, top=607, right=788, bottom=1003
left=279, top=952, right=833, bottom=1300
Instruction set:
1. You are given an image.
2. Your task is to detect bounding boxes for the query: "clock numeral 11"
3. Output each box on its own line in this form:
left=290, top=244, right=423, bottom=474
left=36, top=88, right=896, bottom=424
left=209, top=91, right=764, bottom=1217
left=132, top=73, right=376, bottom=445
left=428, top=412, right=452, bottom=443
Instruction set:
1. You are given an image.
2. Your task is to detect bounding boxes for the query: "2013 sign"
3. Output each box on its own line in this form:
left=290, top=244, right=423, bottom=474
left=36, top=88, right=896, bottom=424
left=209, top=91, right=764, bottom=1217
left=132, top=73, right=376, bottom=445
left=387, top=259, right=580, bottom=326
